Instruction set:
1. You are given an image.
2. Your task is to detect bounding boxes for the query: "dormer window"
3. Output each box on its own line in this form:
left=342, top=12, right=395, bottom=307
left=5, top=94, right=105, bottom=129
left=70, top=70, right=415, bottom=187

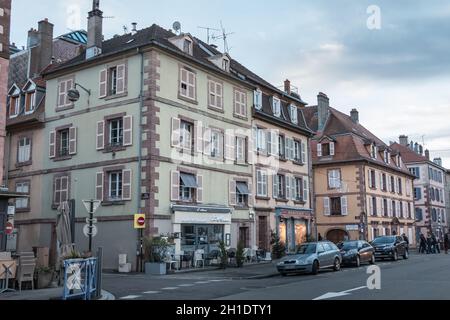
left=383, top=150, right=391, bottom=164
left=25, top=91, right=36, bottom=114
left=9, top=95, right=20, bottom=118
left=222, top=58, right=230, bottom=72
left=183, top=38, right=193, bottom=55
left=254, top=90, right=262, bottom=110
left=317, top=142, right=335, bottom=157
left=289, top=105, right=298, bottom=124
left=371, top=144, right=377, bottom=159
left=272, top=97, right=281, bottom=117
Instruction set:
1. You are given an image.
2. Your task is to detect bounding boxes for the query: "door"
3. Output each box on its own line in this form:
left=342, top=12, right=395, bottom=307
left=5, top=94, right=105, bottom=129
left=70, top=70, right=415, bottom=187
left=323, top=243, right=336, bottom=266
left=317, top=243, right=330, bottom=267
left=359, top=242, right=371, bottom=262
left=258, top=216, right=268, bottom=251
left=239, top=227, right=250, bottom=248
left=327, top=229, right=348, bottom=244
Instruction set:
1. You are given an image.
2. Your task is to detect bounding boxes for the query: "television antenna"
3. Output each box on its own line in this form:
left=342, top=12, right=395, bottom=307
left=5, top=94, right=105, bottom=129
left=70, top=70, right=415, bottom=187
left=123, top=25, right=128, bottom=34
left=173, top=21, right=182, bottom=35
left=211, top=21, right=234, bottom=54
left=198, top=26, right=220, bottom=44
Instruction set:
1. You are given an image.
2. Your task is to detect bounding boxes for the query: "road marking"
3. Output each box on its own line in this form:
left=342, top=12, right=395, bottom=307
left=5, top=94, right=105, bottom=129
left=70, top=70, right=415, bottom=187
left=161, top=287, right=179, bottom=290
left=313, top=286, right=367, bottom=301
left=143, top=291, right=160, bottom=294
left=210, top=280, right=227, bottom=282
left=120, top=295, right=141, bottom=300
left=178, top=284, right=195, bottom=287
left=195, top=281, right=211, bottom=284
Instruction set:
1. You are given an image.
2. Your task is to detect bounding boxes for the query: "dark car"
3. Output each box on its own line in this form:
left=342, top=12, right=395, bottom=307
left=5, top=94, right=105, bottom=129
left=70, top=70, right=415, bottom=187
left=338, top=240, right=376, bottom=267
left=371, top=236, right=409, bottom=261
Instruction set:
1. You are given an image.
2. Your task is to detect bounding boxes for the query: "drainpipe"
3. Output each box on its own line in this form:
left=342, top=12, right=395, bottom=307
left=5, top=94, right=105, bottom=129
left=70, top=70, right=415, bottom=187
left=3, top=132, right=11, bottom=188
left=136, top=47, right=144, bottom=272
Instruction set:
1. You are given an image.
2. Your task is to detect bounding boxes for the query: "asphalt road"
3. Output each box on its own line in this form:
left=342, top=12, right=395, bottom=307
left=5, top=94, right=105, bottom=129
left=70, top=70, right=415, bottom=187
left=103, top=253, right=450, bottom=300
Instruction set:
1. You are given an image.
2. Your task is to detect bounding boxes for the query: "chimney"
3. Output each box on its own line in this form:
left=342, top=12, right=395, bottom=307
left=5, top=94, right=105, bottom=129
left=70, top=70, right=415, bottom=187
left=399, top=135, right=408, bottom=147
left=409, top=141, right=414, bottom=150
left=350, top=109, right=359, bottom=124
left=131, top=22, right=138, bottom=35
left=284, top=79, right=291, bottom=95
left=425, top=149, right=430, bottom=160
left=86, top=0, right=103, bottom=59
left=419, top=145, right=423, bottom=155
left=434, top=158, right=442, bottom=167
left=414, top=142, right=419, bottom=154
left=27, top=28, right=39, bottom=48
left=38, top=18, right=54, bottom=71
left=317, top=92, right=330, bottom=132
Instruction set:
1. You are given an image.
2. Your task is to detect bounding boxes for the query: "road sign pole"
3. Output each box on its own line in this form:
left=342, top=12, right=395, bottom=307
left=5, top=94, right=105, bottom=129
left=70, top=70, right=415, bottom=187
left=89, top=200, right=94, bottom=253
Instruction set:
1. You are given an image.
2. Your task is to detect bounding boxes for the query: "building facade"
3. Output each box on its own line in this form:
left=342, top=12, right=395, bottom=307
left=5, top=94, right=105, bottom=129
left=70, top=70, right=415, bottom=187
left=304, top=94, right=416, bottom=245
left=445, top=170, right=450, bottom=232
left=391, top=137, right=448, bottom=242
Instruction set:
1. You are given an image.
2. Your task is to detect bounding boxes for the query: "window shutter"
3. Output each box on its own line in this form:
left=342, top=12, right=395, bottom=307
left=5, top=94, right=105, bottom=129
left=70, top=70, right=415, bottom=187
left=96, top=121, right=105, bottom=150
left=58, top=81, right=66, bottom=107
left=216, top=83, right=223, bottom=108
left=195, top=121, right=204, bottom=154
left=301, top=142, right=306, bottom=163
left=374, top=171, right=378, bottom=189
left=369, top=196, right=373, bottom=215
left=171, top=171, right=180, bottom=201
left=285, top=175, right=291, bottom=200
left=379, top=173, right=383, bottom=190
left=267, top=131, right=273, bottom=155
left=225, top=130, right=235, bottom=161
left=324, top=197, right=330, bottom=216
left=69, top=127, right=77, bottom=155
left=248, top=182, right=254, bottom=206
left=247, top=137, right=253, bottom=165
left=303, top=179, right=309, bottom=203
left=381, top=198, right=385, bottom=215
left=96, top=172, right=104, bottom=201
left=328, top=171, right=334, bottom=188
left=61, top=176, right=69, bottom=202
left=273, top=174, right=279, bottom=199
left=229, top=180, right=237, bottom=206
left=65, top=80, right=74, bottom=106
left=285, top=138, right=290, bottom=160
left=123, top=115, right=133, bottom=146
left=330, top=142, right=335, bottom=156
left=188, top=71, right=195, bottom=99
left=53, top=177, right=61, bottom=205
left=341, top=196, right=348, bottom=216
left=317, top=143, right=322, bottom=157
left=197, top=175, right=203, bottom=203
left=171, top=118, right=181, bottom=148
left=122, top=169, right=132, bottom=200
left=99, top=69, right=107, bottom=98
left=116, top=64, right=126, bottom=94
left=49, top=131, right=56, bottom=158
left=368, top=170, right=372, bottom=188
left=203, top=128, right=212, bottom=155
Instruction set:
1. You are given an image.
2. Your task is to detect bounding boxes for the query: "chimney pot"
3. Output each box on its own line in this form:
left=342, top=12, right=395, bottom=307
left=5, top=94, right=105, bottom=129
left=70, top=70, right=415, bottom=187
left=399, top=135, right=409, bottom=147
left=425, top=149, right=430, bottom=160
left=317, top=92, right=330, bottom=132
left=350, top=108, right=359, bottom=124
left=284, top=79, right=291, bottom=95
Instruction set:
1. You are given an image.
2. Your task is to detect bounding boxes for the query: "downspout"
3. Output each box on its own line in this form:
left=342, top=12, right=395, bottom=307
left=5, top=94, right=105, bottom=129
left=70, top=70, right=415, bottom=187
left=3, top=132, right=11, bottom=188
left=136, top=47, right=144, bottom=272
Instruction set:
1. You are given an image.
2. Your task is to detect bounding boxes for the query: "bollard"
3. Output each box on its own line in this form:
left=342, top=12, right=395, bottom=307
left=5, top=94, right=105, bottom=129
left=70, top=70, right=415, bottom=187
left=96, top=247, right=103, bottom=299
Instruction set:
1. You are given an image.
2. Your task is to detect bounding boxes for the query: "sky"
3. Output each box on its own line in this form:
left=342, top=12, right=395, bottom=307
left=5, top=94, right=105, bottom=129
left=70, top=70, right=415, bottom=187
left=9, top=0, right=450, bottom=167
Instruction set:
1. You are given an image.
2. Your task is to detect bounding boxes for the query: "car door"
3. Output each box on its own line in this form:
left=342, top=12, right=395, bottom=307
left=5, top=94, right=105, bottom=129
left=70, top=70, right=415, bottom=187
left=360, top=242, right=371, bottom=262
left=317, top=243, right=330, bottom=267
left=397, top=237, right=405, bottom=255
left=323, top=243, right=335, bottom=267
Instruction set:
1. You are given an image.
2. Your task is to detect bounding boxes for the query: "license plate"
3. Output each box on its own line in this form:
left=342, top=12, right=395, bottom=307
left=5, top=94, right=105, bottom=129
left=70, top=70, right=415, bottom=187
left=285, top=265, right=296, bottom=270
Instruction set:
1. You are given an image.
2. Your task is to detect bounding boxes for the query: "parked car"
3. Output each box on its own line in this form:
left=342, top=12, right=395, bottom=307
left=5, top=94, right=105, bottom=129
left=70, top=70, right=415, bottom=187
left=371, top=236, right=409, bottom=261
left=338, top=240, right=376, bottom=267
left=277, top=242, right=342, bottom=276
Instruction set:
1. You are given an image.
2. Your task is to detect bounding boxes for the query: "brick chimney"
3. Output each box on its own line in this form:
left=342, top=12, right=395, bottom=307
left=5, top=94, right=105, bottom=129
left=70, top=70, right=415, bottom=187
left=284, top=79, right=291, bottom=95
left=425, top=149, right=430, bottom=160
left=350, top=109, right=359, bottom=124
left=317, top=92, right=330, bottom=132
left=399, top=135, right=408, bottom=146
left=86, top=0, right=103, bottom=59
left=28, top=18, right=54, bottom=78
left=27, top=28, right=39, bottom=48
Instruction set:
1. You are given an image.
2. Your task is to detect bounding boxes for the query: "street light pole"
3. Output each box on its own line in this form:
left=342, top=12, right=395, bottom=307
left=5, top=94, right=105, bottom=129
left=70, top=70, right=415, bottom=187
left=89, top=200, right=94, bottom=253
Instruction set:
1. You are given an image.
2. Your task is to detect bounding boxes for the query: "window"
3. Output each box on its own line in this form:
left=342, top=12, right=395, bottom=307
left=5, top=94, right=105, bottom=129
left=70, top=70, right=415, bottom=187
left=236, top=182, right=250, bottom=207
left=272, top=97, right=281, bottom=117
left=109, top=171, right=123, bottom=200
left=222, top=58, right=230, bottom=72
left=408, top=203, right=412, bottom=219
left=278, top=135, right=285, bottom=158
left=254, top=90, right=262, bottom=110
left=330, top=197, right=342, bottom=216
left=53, top=175, right=69, bottom=207
left=15, top=182, right=30, bottom=210
left=390, top=176, right=395, bottom=193
left=256, top=128, right=266, bottom=153
left=208, top=80, right=223, bottom=110
left=99, top=65, right=126, bottom=98
left=409, top=167, right=420, bottom=178
left=371, top=197, right=377, bottom=216
left=236, top=137, right=246, bottom=163
left=57, top=78, right=74, bottom=108
left=324, top=197, right=347, bottom=216
left=274, top=174, right=286, bottom=199
left=290, top=105, right=298, bottom=124
left=180, top=67, right=196, bottom=100
left=382, top=173, right=387, bottom=191
left=399, top=201, right=404, bottom=218
left=294, top=140, right=301, bottom=162
left=110, top=67, right=118, bottom=95
left=210, top=130, right=223, bottom=158
left=328, top=169, right=341, bottom=189
left=383, top=199, right=388, bottom=217
left=398, top=178, right=402, bottom=194
left=432, top=208, right=437, bottom=222
left=234, top=89, right=247, bottom=117
left=256, top=170, right=268, bottom=197
left=9, top=95, right=20, bottom=118
left=318, top=142, right=334, bottom=157
left=18, top=137, right=31, bottom=164
left=430, top=188, right=435, bottom=201
left=384, top=151, right=391, bottom=164
left=183, top=39, right=193, bottom=55
left=369, top=170, right=376, bottom=189
left=59, top=129, right=70, bottom=157
left=436, top=189, right=440, bottom=202
left=109, top=118, right=123, bottom=147
left=392, top=200, right=396, bottom=217
left=414, top=187, right=422, bottom=200
left=179, top=173, right=198, bottom=202
left=370, top=144, right=377, bottom=159
left=25, top=91, right=36, bottom=114
left=180, top=121, right=193, bottom=151
left=295, top=177, right=303, bottom=201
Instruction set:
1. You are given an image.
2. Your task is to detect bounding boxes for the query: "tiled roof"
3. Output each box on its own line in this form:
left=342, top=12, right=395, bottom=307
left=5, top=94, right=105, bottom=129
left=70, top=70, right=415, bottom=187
left=390, top=142, right=429, bottom=163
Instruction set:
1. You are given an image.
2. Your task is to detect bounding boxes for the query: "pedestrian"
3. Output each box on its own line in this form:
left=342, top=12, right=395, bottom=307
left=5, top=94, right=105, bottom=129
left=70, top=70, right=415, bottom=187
left=402, top=233, right=409, bottom=253
left=432, top=233, right=440, bottom=254
left=318, top=233, right=323, bottom=241
left=427, top=234, right=433, bottom=254
left=419, top=234, right=427, bottom=254
left=444, top=233, right=449, bottom=254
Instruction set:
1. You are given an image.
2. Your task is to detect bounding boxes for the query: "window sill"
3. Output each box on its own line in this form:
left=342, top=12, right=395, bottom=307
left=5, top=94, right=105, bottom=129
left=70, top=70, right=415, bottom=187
left=207, top=105, right=224, bottom=113
left=55, top=104, right=75, bottom=112
left=235, top=161, right=248, bottom=167
left=102, top=200, right=126, bottom=206
left=234, top=206, right=250, bottom=211
left=15, top=208, right=30, bottom=213
left=293, top=160, right=305, bottom=166
left=53, top=155, right=73, bottom=162
left=293, top=200, right=306, bottom=205
left=178, top=94, right=198, bottom=105
left=104, top=92, right=128, bottom=101
left=275, top=198, right=289, bottom=203
left=233, top=114, right=248, bottom=121
left=104, top=145, right=127, bottom=153
left=256, top=196, right=270, bottom=201
left=16, top=161, right=32, bottom=168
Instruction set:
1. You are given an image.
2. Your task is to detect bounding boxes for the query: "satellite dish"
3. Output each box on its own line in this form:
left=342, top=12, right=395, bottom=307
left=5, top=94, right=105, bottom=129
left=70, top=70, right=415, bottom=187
left=173, top=21, right=181, bottom=34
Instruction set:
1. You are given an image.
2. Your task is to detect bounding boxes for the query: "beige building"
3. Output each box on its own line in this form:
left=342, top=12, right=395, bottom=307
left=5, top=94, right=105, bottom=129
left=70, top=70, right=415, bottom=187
left=304, top=93, right=416, bottom=245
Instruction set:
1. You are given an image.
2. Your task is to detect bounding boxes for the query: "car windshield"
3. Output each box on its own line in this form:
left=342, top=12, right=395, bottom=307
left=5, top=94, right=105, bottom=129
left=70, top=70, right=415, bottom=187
left=372, top=237, right=395, bottom=245
left=338, top=242, right=358, bottom=250
left=297, top=244, right=317, bottom=254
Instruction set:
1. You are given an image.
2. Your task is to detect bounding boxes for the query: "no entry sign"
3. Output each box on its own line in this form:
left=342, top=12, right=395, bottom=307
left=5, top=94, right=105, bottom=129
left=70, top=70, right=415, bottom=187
left=134, top=214, right=146, bottom=229
left=5, top=222, right=14, bottom=235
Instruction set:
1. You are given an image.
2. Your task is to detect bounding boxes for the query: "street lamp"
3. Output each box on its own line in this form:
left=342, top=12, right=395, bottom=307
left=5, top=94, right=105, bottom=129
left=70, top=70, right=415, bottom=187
left=68, top=83, right=91, bottom=104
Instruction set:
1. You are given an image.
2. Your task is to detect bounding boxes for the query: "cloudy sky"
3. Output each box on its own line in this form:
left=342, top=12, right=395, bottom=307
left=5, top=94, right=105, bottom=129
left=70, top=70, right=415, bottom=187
left=10, top=0, right=450, bottom=167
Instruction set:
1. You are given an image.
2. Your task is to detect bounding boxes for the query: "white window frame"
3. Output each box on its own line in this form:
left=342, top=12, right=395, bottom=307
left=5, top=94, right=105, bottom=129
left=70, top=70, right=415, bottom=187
left=272, top=97, right=281, bottom=117
left=256, top=169, right=268, bottom=197
left=208, top=80, right=223, bottom=110
left=9, top=95, right=20, bottom=118
left=18, top=137, right=31, bottom=163
left=210, top=130, right=221, bottom=158
left=15, top=182, right=30, bottom=209
left=180, top=121, right=193, bottom=151
left=256, top=128, right=266, bottom=152
left=254, top=89, right=262, bottom=110
left=290, top=104, right=298, bottom=124
left=234, top=90, right=247, bottom=117
left=109, top=118, right=124, bottom=147
left=180, top=68, right=196, bottom=100
left=236, top=136, right=246, bottom=163
left=109, top=171, right=123, bottom=201
left=328, top=169, right=341, bottom=189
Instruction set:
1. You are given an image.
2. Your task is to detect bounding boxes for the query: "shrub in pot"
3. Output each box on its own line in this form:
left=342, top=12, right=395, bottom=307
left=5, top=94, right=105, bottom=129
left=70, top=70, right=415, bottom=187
left=35, top=266, right=54, bottom=289
left=144, top=237, right=170, bottom=275
left=236, top=242, right=245, bottom=268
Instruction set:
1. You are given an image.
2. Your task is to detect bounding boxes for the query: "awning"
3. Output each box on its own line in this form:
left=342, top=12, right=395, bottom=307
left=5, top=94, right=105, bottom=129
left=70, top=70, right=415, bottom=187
left=236, top=182, right=250, bottom=195
left=180, top=173, right=198, bottom=188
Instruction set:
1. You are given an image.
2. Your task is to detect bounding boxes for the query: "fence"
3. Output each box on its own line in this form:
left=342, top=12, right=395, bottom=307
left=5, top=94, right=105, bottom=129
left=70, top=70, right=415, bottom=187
left=62, top=258, right=97, bottom=300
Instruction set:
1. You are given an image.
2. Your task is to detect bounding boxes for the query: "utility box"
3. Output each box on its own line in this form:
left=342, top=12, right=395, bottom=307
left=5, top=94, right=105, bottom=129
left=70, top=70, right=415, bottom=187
left=33, top=247, right=50, bottom=268
left=118, top=254, right=131, bottom=273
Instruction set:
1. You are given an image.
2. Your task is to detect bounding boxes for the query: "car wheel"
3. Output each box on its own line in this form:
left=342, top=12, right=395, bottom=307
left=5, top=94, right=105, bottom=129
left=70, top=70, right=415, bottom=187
left=311, top=261, right=319, bottom=275
left=333, top=258, right=341, bottom=271
left=392, top=251, right=398, bottom=261
left=281, top=272, right=287, bottom=277
left=355, top=255, right=361, bottom=268
left=403, top=250, right=409, bottom=260
left=369, top=254, right=376, bottom=265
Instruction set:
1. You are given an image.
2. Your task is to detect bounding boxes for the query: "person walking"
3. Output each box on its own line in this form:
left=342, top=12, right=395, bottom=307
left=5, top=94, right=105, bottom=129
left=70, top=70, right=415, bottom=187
left=419, top=234, right=427, bottom=254
left=402, top=233, right=409, bottom=253
left=444, top=233, right=449, bottom=254
left=318, top=233, right=323, bottom=241
left=432, top=233, right=440, bottom=254
left=427, top=234, right=433, bottom=254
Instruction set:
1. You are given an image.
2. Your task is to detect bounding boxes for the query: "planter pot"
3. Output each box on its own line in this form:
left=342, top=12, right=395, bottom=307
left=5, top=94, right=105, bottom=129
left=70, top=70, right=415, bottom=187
left=145, top=263, right=167, bottom=275
left=37, top=272, right=53, bottom=289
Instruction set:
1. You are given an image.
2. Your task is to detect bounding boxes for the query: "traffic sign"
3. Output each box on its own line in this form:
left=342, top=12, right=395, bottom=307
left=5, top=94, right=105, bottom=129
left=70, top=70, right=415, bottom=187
left=7, top=206, right=15, bottom=216
left=83, top=224, right=98, bottom=238
left=82, top=200, right=101, bottom=214
left=5, top=222, right=14, bottom=235
left=86, top=218, right=98, bottom=224
left=134, top=214, right=146, bottom=229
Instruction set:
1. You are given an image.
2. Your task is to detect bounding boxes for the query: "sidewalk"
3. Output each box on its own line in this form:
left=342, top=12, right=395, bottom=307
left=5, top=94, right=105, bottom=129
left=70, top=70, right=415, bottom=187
left=185, top=261, right=280, bottom=280
left=0, top=287, right=115, bottom=301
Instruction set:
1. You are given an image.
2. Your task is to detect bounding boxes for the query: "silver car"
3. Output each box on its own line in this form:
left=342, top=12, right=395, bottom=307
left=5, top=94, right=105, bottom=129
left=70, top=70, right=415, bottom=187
left=277, top=242, right=342, bottom=276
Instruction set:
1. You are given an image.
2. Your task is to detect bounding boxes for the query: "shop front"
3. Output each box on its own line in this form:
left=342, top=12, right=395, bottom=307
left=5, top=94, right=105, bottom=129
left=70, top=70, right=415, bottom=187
left=275, top=207, right=313, bottom=253
left=171, top=204, right=232, bottom=256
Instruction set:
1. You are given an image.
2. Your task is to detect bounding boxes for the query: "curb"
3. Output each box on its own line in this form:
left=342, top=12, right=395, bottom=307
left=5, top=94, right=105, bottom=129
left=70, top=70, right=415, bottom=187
left=244, top=272, right=280, bottom=280
left=97, top=290, right=115, bottom=300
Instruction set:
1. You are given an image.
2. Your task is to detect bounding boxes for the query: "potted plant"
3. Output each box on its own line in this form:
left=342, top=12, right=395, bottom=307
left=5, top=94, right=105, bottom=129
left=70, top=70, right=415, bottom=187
left=236, top=242, right=245, bottom=268
left=144, top=236, right=170, bottom=275
left=218, top=241, right=228, bottom=269
left=35, top=266, right=54, bottom=289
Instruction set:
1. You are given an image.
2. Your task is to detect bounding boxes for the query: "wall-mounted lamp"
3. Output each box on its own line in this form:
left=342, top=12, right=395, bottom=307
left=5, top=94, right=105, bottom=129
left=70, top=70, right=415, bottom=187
left=68, top=83, right=92, bottom=104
